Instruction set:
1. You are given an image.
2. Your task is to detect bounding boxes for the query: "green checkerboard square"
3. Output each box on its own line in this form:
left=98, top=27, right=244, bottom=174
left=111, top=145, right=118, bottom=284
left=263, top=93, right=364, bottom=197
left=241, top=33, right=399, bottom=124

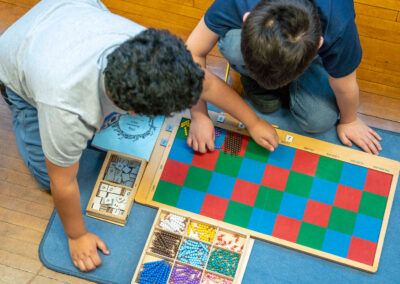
left=358, top=191, right=387, bottom=220
left=285, top=171, right=314, bottom=198
left=153, top=180, right=182, bottom=206
left=254, top=186, right=283, bottom=213
left=244, top=138, right=270, bottom=163
left=214, top=152, right=243, bottom=177
left=315, top=156, right=344, bottom=183
left=183, top=166, right=212, bottom=192
left=297, top=222, right=327, bottom=250
left=327, top=207, right=357, bottom=235
left=223, top=201, right=253, bottom=227
left=175, top=119, right=191, bottom=140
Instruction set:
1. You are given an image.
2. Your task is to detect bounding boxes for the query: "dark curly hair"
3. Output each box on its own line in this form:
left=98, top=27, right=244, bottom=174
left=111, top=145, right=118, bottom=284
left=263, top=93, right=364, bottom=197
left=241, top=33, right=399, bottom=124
left=104, top=28, right=204, bottom=116
left=241, top=0, right=321, bottom=90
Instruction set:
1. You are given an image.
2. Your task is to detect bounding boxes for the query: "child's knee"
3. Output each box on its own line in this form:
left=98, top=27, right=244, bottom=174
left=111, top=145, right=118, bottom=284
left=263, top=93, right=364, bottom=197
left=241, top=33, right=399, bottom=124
left=299, top=110, right=338, bottom=133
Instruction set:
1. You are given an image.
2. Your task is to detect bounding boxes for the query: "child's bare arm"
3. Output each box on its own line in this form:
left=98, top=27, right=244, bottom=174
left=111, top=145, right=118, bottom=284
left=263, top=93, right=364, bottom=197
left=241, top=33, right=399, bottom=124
left=45, top=158, right=109, bottom=271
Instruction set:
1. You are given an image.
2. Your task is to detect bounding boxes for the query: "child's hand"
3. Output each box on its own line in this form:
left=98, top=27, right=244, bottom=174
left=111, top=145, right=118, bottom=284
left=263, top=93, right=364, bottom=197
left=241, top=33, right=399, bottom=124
left=187, top=115, right=215, bottom=153
left=337, top=118, right=382, bottom=155
left=68, top=231, right=110, bottom=272
left=247, top=117, right=279, bottom=152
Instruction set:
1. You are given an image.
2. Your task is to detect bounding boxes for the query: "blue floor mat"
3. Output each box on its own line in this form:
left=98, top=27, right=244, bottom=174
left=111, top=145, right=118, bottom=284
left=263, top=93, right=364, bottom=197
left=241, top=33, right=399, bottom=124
left=39, top=107, right=400, bottom=284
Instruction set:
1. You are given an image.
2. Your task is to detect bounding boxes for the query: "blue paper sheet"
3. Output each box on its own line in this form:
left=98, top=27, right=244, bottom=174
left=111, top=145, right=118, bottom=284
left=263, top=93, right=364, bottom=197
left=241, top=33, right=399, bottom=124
left=91, top=114, right=164, bottom=161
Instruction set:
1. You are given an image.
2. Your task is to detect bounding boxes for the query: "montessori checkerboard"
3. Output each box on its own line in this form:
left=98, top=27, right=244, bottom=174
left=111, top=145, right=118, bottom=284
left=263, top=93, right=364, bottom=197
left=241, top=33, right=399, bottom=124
left=149, top=118, right=398, bottom=272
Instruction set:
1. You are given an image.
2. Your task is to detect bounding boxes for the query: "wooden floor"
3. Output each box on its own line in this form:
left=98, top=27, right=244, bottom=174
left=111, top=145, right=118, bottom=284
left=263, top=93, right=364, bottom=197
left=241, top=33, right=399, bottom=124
left=0, top=0, right=399, bottom=283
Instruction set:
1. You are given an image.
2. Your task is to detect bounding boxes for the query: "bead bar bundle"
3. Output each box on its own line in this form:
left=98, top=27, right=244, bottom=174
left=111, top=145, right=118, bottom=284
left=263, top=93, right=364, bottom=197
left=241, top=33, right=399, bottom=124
left=138, top=260, right=171, bottom=284
left=207, top=249, right=240, bottom=278
left=169, top=264, right=202, bottom=284
left=177, top=239, right=210, bottom=267
left=150, top=230, right=181, bottom=258
left=187, top=222, right=216, bottom=243
left=202, top=272, right=232, bottom=284
left=133, top=210, right=252, bottom=284
left=214, top=232, right=245, bottom=253
left=223, top=131, right=242, bottom=156
left=159, top=213, right=187, bottom=234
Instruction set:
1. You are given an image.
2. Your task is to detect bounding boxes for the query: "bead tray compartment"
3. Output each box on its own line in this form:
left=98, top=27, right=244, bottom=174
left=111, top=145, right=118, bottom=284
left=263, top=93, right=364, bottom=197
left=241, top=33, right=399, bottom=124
left=132, top=209, right=253, bottom=284
left=86, top=151, right=146, bottom=226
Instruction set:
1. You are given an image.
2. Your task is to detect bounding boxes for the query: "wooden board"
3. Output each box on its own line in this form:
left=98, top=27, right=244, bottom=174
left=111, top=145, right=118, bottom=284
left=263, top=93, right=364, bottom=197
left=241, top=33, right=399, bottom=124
left=132, top=208, right=254, bottom=283
left=135, top=111, right=400, bottom=272
left=86, top=150, right=146, bottom=226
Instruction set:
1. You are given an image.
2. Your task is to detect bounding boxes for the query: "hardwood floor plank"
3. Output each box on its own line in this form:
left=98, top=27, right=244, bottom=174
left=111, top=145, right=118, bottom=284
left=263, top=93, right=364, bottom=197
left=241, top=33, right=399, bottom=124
left=0, top=2, right=29, bottom=34
left=0, top=180, right=53, bottom=205
left=0, top=264, right=35, bottom=284
left=0, top=193, right=53, bottom=220
left=0, top=154, right=31, bottom=174
left=0, top=221, right=44, bottom=245
left=0, top=167, right=39, bottom=187
left=0, top=236, right=39, bottom=260
left=30, top=275, right=69, bottom=284
left=359, top=114, right=400, bottom=133
left=38, top=267, right=95, bottom=284
left=0, top=249, right=42, bottom=274
left=355, top=3, right=398, bottom=21
left=0, top=207, right=48, bottom=231
left=359, top=91, right=400, bottom=122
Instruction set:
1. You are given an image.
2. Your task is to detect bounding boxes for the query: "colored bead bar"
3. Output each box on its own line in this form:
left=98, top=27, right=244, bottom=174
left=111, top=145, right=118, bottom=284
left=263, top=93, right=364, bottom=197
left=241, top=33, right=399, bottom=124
left=215, top=127, right=221, bottom=137
left=177, top=239, right=209, bottom=267
left=187, top=222, right=216, bottom=243
left=214, top=233, right=245, bottom=253
left=150, top=230, right=181, bottom=258
left=138, top=260, right=171, bottom=284
left=206, top=249, right=240, bottom=277
left=159, top=213, right=186, bottom=234
left=202, top=272, right=232, bottom=284
left=169, top=264, right=202, bottom=284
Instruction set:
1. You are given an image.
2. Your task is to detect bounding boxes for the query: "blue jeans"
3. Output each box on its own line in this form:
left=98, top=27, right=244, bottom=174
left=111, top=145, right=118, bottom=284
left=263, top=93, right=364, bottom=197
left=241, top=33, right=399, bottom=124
left=218, top=29, right=339, bottom=133
left=5, top=88, right=50, bottom=190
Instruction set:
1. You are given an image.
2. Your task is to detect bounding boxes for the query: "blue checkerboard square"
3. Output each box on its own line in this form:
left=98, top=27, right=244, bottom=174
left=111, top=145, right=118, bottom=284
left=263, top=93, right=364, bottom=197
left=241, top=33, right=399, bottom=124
left=267, top=145, right=296, bottom=170
left=309, top=178, right=338, bottom=205
left=353, top=214, right=382, bottom=243
left=322, top=229, right=351, bottom=258
left=215, top=128, right=227, bottom=148
left=247, top=208, right=277, bottom=235
left=207, top=172, right=236, bottom=200
left=176, top=187, right=206, bottom=214
left=238, top=158, right=266, bottom=184
left=339, top=163, right=368, bottom=190
left=278, top=192, right=307, bottom=220
left=168, top=138, right=194, bottom=164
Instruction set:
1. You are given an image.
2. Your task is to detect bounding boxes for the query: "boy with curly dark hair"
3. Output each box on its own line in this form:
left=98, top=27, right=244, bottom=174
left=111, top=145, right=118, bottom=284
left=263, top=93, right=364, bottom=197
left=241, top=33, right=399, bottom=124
left=0, top=0, right=204, bottom=272
left=186, top=0, right=382, bottom=155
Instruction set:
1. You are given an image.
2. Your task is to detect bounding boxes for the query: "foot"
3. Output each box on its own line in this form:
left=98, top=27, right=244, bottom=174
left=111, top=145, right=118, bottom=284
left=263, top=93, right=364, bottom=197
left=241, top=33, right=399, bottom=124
left=240, top=75, right=281, bottom=114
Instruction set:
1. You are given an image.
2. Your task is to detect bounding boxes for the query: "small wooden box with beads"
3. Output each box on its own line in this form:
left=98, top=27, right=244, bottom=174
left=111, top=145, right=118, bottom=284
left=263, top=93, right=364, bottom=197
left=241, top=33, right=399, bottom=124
left=86, top=150, right=146, bottom=226
left=132, top=209, right=254, bottom=284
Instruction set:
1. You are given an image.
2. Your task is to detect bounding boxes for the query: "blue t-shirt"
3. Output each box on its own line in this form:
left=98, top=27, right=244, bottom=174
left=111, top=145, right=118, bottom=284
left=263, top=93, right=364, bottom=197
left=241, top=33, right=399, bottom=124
left=204, top=0, right=362, bottom=78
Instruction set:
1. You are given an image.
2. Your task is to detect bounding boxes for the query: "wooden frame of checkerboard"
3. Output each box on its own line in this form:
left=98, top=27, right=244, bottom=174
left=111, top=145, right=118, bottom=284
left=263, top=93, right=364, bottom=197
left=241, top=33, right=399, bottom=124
left=135, top=110, right=400, bottom=272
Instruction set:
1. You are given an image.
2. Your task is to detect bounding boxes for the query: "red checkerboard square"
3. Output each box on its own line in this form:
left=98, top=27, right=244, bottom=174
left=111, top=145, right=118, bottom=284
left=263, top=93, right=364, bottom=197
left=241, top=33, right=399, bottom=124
left=160, top=159, right=190, bottom=186
left=200, top=194, right=229, bottom=221
left=364, top=169, right=393, bottom=197
left=272, top=215, right=301, bottom=243
left=191, top=149, right=220, bottom=171
left=222, top=134, right=249, bottom=156
left=303, top=200, right=332, bottom=227
left=333, top=185, right=362, bottom=212
left=261, top=164, right=290, bottom=191
left=347, top=237, right=377, bottom=265
left=291, top=150, right=320, bottom=176
left=230, top=179, right=259, bottom=206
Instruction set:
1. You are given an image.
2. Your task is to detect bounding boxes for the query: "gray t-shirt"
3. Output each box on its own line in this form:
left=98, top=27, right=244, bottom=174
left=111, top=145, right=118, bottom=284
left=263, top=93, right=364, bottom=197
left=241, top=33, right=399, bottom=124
left=0, top=0, right=145, bottom=166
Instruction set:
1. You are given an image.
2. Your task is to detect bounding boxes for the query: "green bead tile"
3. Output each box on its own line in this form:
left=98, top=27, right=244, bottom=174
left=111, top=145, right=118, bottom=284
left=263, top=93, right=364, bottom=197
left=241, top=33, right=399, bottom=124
left=214, top=152, right=243, bottom=177
left=153, top=180, right=182, bottom=206
left=175, top=119, right=191, bottom=140
left=358, top=191, right=387, bottom=220
left=297, top=222, right=327, bottom=250
left=183, top=166, right=213, bottom=193
left=244, top=138, right=270, bottom=163
left=285, top=171, right=314, bottom=198
left=223, top=201, right=253, bottom=228
left=327, top=207, right=357, bottom=235
left=254, top=186, right=284, bottom=213
left=315, top=156, right=344, bottom=183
